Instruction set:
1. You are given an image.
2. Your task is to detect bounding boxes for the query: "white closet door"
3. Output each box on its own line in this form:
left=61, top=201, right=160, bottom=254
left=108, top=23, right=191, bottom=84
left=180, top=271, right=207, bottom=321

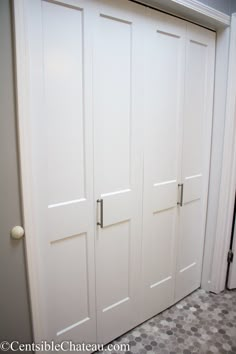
left=26, top=0, right=97, bottom=347
left=93, top=0, right=144, bottom=344
left=175, top=23, right=215, bottom=302
left=141, top=10, right=185, bottom=322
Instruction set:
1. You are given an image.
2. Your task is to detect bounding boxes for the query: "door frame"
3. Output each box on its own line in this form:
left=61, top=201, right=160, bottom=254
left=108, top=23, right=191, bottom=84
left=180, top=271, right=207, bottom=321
left=209, top=13, right=236, bottom=294
left=12, top=0, right=234, bottom=341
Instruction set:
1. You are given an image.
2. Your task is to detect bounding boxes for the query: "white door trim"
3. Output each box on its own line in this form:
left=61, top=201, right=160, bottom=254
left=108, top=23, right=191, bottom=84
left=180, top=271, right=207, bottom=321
left=13, top=0, right=232, bottom=342
left=201, top=25, right=230, bottom=292
left=132, top=0, right=230, bottom=28
left=13, top=0, right=44, bottom=342
left=166, top=0, right=230, bottom=25
left=210, top=13, right=236, bottom=294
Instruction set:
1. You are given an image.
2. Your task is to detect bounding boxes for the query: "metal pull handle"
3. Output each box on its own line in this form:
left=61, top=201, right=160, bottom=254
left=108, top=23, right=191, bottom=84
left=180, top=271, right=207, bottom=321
left=97, top=199, right=104, bottom=228
left=178, top=183, right=184, bottom=207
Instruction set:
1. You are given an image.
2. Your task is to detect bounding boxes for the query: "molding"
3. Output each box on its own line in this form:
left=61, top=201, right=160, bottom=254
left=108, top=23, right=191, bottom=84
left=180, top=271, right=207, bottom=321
left=201, top=26, right=230, bottom=291
left=12, top=0, right=43, bottom=342
left=133, top=0, right=230, bottom=28
left=210, top=13, right=236, bottom=293
left=169, top=0, right=230, bottom=25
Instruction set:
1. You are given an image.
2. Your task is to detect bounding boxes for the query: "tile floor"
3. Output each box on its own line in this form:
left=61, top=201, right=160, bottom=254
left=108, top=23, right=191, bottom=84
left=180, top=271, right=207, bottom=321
left=101, top=289, right=236, bottom=354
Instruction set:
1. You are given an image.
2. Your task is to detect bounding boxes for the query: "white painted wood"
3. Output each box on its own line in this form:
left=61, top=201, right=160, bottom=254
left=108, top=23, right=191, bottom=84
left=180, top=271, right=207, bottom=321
left=175, top=22, right=215, bottom=301
left=13, top=0, right=44, bottom=342
left=93, top=0, right=144, bottom=343
left=212, top=13, right=236, bottom=293
left=162, top=0, right=230, bottom=25
left=141, top=10, right=185, bottom=321
left=137, top=0, right=230, bottom=29
left=19, top=0, right=97, bottom=348
left=133, top=0, right=232, bottom=297
left=14, top=0, right=220, bottom=345
left=201, top=26, right=230, bottom=291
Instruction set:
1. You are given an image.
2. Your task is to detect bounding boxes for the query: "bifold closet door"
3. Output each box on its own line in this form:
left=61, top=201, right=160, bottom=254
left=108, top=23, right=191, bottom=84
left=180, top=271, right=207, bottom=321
left=141, top=9, right=215, bottom=319
left=25, top=0, right=97, bottom=347
left=141, top=11, right=185, bottom=322
left=175, top=24, right=215, bottom=302
left=19, top=0, right=216, bottom=348
left=93, top=0, right=144, bottom=344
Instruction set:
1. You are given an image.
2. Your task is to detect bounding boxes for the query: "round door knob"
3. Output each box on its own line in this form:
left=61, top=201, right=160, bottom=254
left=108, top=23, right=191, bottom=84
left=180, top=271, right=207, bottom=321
left=10, top=226, right=25, bottom=240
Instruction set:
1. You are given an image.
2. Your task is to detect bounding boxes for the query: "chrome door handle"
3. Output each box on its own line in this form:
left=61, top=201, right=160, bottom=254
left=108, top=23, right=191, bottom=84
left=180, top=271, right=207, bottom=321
left=97, top=199, right=104, bottom=228
left=178, top=183, right=184, bottom=207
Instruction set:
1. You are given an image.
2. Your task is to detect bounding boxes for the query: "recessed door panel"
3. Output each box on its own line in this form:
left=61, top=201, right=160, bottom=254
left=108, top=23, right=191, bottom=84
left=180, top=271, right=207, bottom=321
left=43, top=1, right=85, bottom=206
left=146, top=209, right=177, bottom=287
left=48, top=233, right=90, bottom=337
left=141, top=10, right=185, bottom=322
left=94, top=14, right=131, bottom=194
left=96, top=221, right=130, bottom=310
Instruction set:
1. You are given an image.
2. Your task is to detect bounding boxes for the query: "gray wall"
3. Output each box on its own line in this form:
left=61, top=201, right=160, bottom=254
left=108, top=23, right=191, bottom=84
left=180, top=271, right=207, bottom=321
left=231, top=0, right=236, bottom=13
left=0, top=0, right=32, bottom=349
left=197, top=0, right=232, bottom=15
left=199, top=0, right=236, bottom=15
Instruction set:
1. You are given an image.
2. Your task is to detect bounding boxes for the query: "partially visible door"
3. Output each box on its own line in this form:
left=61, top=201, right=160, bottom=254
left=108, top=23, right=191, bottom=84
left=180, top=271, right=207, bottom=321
left=93, top=0, right=144, bottom=344
left=0, top=0, right=32, bottom=347
left=175, top=23, right=215, bottom=301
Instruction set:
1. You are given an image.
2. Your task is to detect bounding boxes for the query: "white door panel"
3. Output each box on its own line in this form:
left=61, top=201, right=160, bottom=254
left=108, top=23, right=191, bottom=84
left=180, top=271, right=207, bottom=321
left=26, top=0, right=97, bottom=348
left=93, top=0, right=144, bottom=344
left=175, top=23, right=215, bottom=302
left=184, top=174, right=202, bottom=204
left=152, top=181, right=178, bottom=213
left=100, top=190, right=132, bottom=227
left=141, top=10, right=186, bottom=322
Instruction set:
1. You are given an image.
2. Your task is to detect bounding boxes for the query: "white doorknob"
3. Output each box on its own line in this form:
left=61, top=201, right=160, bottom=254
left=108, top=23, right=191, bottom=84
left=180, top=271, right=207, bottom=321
left=10, top=226, right=25, bottom=240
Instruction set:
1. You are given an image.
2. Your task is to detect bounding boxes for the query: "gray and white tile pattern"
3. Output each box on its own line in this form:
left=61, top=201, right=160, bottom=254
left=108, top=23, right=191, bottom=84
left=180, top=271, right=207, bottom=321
left=100, top=289, right=236, bottom=354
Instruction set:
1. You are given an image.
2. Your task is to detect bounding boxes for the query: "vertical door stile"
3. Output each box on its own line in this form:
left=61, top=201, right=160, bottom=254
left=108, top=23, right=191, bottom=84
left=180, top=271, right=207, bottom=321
left=174, top=20, right=187, bottom=303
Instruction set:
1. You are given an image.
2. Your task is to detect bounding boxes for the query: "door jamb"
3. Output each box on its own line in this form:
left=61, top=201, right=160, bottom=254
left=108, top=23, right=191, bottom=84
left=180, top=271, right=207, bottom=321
left=13, top=0, right=44, bottom=341
left=208, top=14, right=236, bottom=294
